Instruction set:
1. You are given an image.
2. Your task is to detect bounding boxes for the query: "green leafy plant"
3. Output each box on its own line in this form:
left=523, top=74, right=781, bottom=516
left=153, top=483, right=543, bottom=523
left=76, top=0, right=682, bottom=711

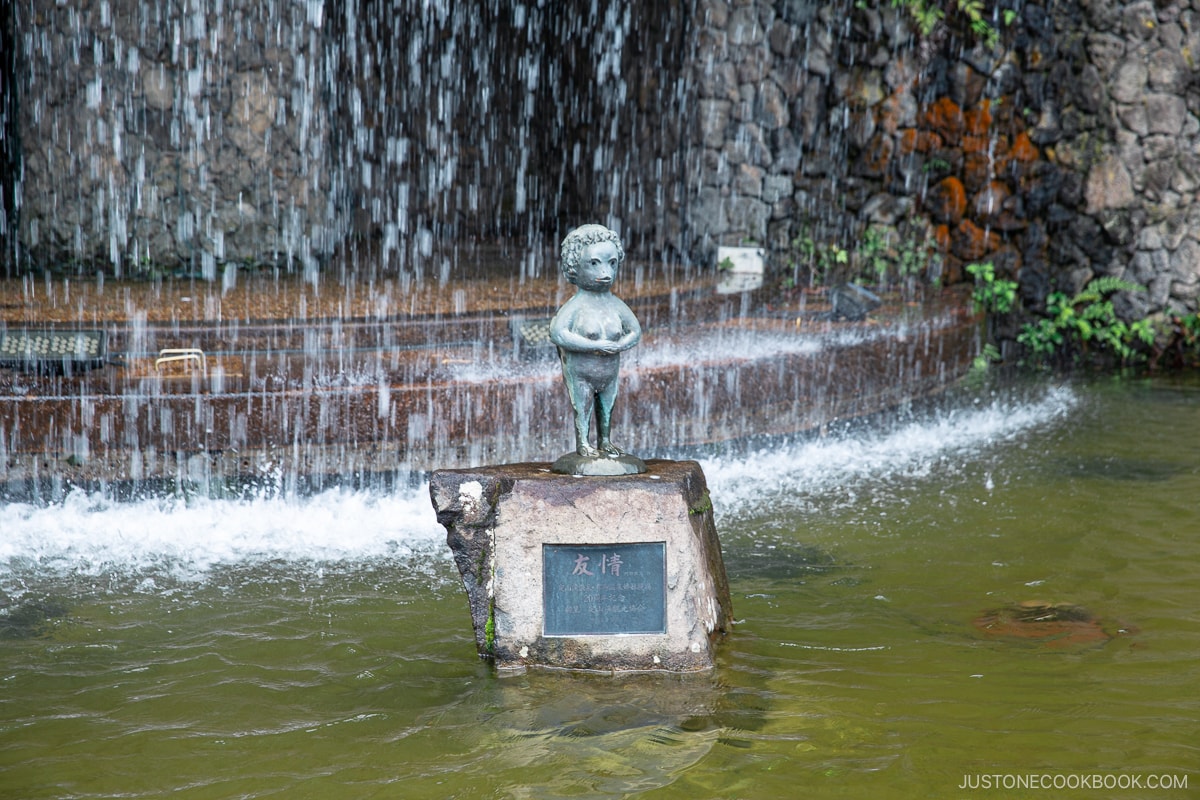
left=858, top=227, right=930, bottom=287
left=1017, top=277, right=1151, bottom=366
left=971, top=342, right=1002, bottom=372
left=1145, top=312, right=1200, bottom=369
left=891, top=0, right=1000, bottom=48
left=923, top=157, right=952, bottom=174
left=967, top=263, right=1192, bottom=373
left=1176, top=313, right=1200, bottom=365
left=860, top=227, right=892, bottom=283
left=1181, top=313, right=1200, bottom=349
left=787, top=229, right=848, bottom=288
left=894, top=0, right=945, bottom=34
left=966, top=261, right=1017, bottom=315
left=896, top=237, right=927, bottom=280
left=786, top=222, right=933, bottom=291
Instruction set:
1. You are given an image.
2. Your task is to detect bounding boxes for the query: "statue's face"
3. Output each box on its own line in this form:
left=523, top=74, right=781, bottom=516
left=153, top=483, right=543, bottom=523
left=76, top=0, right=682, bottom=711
left=574, top=240, right=620, bottom=290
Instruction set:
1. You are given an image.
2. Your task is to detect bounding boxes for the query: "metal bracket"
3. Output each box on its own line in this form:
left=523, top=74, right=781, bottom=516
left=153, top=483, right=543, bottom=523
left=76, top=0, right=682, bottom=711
left=155, top=348, right=207, bottom=374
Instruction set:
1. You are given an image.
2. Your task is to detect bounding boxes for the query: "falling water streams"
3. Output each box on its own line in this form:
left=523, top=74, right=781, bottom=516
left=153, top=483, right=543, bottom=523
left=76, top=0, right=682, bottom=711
left=0, top=262, right=978, bottom=497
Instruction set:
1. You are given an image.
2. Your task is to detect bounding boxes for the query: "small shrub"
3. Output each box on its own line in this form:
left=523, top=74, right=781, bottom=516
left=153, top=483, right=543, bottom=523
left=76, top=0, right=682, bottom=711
left=1016, top=277, right=1150, bottom=366
left=966, top=261, right=1017, bottom=315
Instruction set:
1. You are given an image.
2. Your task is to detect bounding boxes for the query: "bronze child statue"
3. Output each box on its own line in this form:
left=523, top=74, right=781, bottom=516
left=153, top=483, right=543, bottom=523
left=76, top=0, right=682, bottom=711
left=549, top=224, right=646, bottom=475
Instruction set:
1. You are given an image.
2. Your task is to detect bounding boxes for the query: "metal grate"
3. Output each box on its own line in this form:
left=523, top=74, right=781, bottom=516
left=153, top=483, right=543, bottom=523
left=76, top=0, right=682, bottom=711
left=0, top=329, right=108, bottom=371
left=510, top=318, right=557, bottom=359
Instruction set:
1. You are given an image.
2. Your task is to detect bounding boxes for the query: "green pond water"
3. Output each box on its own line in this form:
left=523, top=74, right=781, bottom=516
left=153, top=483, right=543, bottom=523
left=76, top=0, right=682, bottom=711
left=1, top=374, right=1197, bottom=799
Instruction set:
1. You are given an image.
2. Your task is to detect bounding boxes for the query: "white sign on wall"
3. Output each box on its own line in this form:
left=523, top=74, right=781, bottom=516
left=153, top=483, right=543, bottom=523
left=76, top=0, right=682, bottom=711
left=715, top=246, right=765, bottom=294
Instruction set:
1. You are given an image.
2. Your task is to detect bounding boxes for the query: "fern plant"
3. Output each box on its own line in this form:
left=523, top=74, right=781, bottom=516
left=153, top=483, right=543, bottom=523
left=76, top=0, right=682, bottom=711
left=1017, top=277, right=1152, bottom=366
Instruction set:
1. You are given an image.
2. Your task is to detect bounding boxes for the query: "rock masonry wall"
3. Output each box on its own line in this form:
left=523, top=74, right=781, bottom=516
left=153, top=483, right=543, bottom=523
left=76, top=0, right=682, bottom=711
left=1074, top=0, right=1200, bottom=318
left=11, top=0, right=1200, bottom=318
left=687, top=0, right=1200, bottom=317
left=14, top=0, right=334, bottom=276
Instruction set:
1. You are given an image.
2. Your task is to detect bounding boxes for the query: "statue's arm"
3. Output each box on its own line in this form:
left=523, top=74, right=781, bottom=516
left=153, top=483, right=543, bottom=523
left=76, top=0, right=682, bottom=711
left=550, top=308, right=605, bottom=352
left=614, top=305, right=643, bottom=351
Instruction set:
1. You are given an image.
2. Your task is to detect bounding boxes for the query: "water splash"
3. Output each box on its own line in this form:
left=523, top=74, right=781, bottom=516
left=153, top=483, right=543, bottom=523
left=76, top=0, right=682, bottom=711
left=0, top=384, right=1077, bottom=588
left=0, top=484, right=445, bottom=589
left=701, top=384, right=1078, bottom=520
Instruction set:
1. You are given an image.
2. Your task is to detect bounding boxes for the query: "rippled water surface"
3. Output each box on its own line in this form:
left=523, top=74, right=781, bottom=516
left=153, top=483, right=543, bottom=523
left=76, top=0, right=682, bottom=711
left=2, top=375, right=1198, bottom=799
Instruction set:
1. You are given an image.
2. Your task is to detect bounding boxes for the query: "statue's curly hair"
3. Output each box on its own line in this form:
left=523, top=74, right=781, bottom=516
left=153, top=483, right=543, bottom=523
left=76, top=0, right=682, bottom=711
left=560, top=224, right=624, bottom=278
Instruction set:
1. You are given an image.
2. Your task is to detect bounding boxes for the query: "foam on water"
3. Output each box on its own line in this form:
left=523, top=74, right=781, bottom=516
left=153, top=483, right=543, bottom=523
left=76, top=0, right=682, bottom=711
left=701, top=384, right=1079, bottom=520
left=0, top=485, right=446, bottom=587
left=0, top=384, right=1077, bottom=587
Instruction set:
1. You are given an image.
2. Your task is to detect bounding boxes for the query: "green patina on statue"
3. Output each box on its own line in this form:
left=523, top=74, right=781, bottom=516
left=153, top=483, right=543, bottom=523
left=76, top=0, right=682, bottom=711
left=549, top=224, right=647, bottom=476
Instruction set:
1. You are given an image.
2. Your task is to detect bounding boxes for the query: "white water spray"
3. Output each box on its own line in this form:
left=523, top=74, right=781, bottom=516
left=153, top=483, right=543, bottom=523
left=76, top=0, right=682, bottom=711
left=0, top=385, right=1077, bottom=587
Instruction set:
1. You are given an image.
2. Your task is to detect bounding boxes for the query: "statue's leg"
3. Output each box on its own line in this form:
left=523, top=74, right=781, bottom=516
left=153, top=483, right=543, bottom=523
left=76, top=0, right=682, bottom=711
left=566, top=378, right=600, bottom=457
left=559, top=351, right=600, bottom=457
left=596, top=379, right=623, bottom=455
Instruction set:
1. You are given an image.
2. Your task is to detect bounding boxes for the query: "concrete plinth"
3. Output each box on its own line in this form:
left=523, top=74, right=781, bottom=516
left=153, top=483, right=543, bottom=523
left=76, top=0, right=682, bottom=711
left=429, top=460, right=733, bottom=673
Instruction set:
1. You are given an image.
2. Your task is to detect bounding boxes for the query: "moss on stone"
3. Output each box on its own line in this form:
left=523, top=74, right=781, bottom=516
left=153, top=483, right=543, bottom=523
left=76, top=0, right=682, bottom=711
left=484, top=601, right=495, bottom=654
left=689, top=490, right=713, bottom=516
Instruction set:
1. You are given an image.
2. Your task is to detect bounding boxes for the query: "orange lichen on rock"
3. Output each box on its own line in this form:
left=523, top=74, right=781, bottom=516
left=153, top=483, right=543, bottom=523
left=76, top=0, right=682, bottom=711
left=963, top=101, right=993, bottom=136
left=897, top=128, right=944, bottom=155
left=934, top=223, right=952, bottom=253
left=1010, top=131, right=1040, bottom=162
left=951, top=219, right=1002, bottom=261
left=972, top=180, right=1013, bottom=223
left=858, top=133, right=895, bottom=178
left=926, top=176, right=968, bottom=225
left=921, top=97, right=964, bottom=145
left=961, top=134, right=992, bottom=155
left=962, top=151, right=996, bottom=194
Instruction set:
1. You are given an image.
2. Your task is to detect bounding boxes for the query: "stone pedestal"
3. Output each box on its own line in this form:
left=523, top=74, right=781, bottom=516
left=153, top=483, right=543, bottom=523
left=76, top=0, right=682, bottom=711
left=429, top=460, right=733, bottom=672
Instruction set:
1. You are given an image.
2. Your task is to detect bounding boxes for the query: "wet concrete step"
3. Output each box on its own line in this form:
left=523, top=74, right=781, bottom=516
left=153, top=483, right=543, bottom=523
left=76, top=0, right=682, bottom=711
left=0, top=289, right=979, bottom=494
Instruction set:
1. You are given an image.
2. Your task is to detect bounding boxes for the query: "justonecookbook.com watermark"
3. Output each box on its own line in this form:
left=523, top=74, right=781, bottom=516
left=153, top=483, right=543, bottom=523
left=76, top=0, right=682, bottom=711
left=959, top=774, right=1189, bottom=791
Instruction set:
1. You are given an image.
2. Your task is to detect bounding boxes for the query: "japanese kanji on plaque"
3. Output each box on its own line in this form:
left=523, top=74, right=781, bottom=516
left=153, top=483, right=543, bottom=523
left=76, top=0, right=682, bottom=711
left=542, top=543, right=666, bottom=636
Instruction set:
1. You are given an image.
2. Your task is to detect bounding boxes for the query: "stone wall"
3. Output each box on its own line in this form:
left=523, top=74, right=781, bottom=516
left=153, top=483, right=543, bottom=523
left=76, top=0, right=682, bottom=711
left=14, top=0, right=334, bottom=276
left=1075, top=0, right=1200, bottom=317
left=684, top=0, right=1038, bottom=280
left=687, top=0, right=923, bottom=260
left=10, top=0, right=691, bottom=278
left=685, top=0, right=1200, bottom=320
left=8, top=0, right=1200, bottom=320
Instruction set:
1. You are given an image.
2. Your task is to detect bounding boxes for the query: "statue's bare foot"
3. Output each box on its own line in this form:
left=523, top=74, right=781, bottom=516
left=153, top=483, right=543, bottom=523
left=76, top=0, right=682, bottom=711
left=577, top=443, right=601, bottom=458
left=600, top=441, right=625, bottom=457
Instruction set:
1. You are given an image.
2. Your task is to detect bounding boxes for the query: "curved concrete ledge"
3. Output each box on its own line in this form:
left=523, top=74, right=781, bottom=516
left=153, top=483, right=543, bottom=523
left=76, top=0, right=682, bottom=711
left=0, top=279, right=978, bottom=496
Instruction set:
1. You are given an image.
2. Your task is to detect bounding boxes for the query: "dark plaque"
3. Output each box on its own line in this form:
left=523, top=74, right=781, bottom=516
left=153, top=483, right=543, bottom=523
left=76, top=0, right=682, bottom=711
left=543, top=543, right=667, bottom=635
